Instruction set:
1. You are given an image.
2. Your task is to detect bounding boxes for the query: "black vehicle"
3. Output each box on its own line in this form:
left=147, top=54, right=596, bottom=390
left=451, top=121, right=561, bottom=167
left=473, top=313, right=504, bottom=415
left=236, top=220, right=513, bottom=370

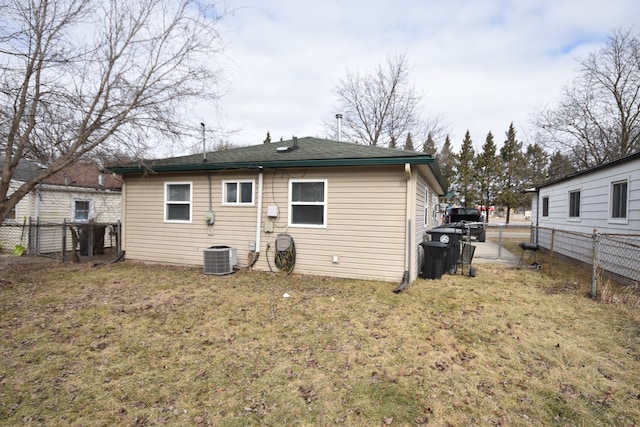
left=443, top=207, right=486, bottom=242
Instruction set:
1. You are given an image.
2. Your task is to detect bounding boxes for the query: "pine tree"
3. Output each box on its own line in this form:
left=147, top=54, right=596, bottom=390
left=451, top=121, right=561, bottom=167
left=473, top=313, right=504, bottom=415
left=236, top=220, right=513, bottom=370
left=523, top=143, right=549, bottom=187
left=263, top=131, right=271, bottom=144
left=455, top=130, right=478, bottom=207
left=497, top=123, right=525, bottom=224
left=389, top=136, right=397, bottom=149
left=404, top=133, right=415, bottom=151
left=475, top=131, right=501, bottom=223
left=547, top=151, right=577, bottom=181
left=422, top=132, right=436, bottom=155
left=435, top=134, right=456, bottom=193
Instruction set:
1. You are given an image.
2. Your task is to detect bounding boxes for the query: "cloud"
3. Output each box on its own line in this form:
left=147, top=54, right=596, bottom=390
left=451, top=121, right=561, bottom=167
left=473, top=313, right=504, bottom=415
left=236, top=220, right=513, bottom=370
left=205, top=0, right=640, bottom=150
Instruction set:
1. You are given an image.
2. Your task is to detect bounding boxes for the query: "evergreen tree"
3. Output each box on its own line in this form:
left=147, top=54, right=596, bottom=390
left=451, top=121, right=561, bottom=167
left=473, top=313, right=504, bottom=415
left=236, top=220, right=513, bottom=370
left=404, top=133, right=415, bottom=151
left=523, top=143, right=549, bottom=187
left=475, top=131, right=501, bottom=223
left=455, top=130, right=478, bottom=207
left=263, top=131, right=271, bottom=144
left=389, top=136, right=398, bottom=149
left=497, top=123, right=526, bottom=224
left=547, top=151, right=577, bottom=181
left=422, top=132, right=437, bottom=155
left=435, top=134, right=456, bottom=194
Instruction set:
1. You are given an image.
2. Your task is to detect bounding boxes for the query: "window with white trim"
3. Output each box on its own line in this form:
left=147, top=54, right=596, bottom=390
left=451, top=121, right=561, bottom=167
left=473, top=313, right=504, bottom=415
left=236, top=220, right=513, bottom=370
left=568, top=190, right=580, bottom=218
left=542, top=196, right=549, bottom=217
left=165, top=182, right=192, bottom=222
left=223, top=180, right=254, bottom=205
left=611, top=180, right=628, bottom=219
left=73, top=199, right=92, bottom=221
left=289, top=179, right=327, bottom=227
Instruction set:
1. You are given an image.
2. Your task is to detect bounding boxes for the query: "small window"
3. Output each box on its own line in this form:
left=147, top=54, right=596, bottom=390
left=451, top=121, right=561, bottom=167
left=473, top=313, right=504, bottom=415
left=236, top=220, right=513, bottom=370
left=542, top=196, right=549, bottom=217
left=611, top=180, right=628, bottom=219
left=165, top=182, right=192, bottom=222
left=289, top=179, right=327, bottom=227
left=569, top=190, right=580, bottom=218
left=73, top=199, right=91, bottom=221
left=424, top=188, right=430, bottom=227
left=223, top=180, right=254, bottom=205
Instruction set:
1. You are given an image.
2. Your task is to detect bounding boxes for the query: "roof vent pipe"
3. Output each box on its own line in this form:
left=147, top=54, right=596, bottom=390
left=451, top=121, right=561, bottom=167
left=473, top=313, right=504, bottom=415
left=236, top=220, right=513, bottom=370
left=201, top=122, right=207, bottom=162
left=335, top=114, right=343, bottom=141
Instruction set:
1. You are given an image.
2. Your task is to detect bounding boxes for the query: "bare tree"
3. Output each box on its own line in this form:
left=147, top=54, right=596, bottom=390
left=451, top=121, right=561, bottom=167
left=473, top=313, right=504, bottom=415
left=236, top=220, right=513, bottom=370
left=331, top=53, right=441, bottom=147
left=535, top=28, right=640, bottom=169
left=0, top=0, right=227, bottom=221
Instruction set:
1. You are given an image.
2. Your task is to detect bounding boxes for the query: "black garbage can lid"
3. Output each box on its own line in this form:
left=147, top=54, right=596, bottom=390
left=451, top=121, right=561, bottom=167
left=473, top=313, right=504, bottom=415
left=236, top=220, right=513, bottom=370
left=419, top=241, right=448, bottom=248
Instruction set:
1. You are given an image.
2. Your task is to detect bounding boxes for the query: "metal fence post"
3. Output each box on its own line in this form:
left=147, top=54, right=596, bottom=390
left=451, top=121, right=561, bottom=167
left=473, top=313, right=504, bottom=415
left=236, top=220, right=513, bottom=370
left=591, top=229, right=598, bottom=299
left=549, top=228, right=555, bottom=274
left=62, top=220, right=67, bottom=262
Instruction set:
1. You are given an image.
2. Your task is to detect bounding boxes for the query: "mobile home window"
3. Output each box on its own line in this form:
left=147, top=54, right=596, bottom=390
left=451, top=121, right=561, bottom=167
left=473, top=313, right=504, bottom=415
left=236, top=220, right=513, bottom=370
left=568, top=190, right=580, bottom=218
left=611, top=180, right=628, bottom=219
left=73, top=199, right=91, bottom=221
left=289, top=179, right=327, bottom=227
left=542, top=196, right=549, bottom=217
left=223, top=181, right=254, bottom=205
left=165, top=182, right=192, bottom=222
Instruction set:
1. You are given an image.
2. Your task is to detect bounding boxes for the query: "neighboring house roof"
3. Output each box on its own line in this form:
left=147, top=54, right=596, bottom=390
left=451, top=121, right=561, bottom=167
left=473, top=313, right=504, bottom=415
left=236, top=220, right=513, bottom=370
left=110, top=137, right=447, bottom=192
left=46, top=161, right=121, bottom=190
left=0, top=155, right=42, bottom=182
left=1, top=156, right=121, bottom=190
left=537, top=150, right=640, bottom=189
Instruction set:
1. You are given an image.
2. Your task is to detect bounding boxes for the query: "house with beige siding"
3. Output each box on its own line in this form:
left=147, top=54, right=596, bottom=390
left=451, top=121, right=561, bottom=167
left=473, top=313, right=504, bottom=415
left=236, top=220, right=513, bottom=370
left=110, top=137, right=446, bottom=284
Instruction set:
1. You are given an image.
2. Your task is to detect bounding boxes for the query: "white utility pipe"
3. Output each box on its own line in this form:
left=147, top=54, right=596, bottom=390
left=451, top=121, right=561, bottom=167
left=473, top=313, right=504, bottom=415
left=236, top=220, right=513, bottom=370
left=255, top=169, right=264, bottom=252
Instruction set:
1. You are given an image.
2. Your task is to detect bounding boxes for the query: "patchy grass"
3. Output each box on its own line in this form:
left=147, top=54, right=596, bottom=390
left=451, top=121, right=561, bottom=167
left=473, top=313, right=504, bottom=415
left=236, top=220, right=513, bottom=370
left=1, top=258, right=639, bottom=426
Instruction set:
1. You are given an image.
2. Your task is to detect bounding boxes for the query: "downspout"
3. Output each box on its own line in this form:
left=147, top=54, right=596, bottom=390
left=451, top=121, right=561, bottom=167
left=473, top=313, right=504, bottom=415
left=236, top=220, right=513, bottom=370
left=394, top=163, right=413, bottom=293
left=252, top=167, right=264, bottom=266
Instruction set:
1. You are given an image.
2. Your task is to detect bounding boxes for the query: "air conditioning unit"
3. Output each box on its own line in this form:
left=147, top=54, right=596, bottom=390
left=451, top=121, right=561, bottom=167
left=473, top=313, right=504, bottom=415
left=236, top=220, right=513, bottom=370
left=203, top=246, right=237, bottom=275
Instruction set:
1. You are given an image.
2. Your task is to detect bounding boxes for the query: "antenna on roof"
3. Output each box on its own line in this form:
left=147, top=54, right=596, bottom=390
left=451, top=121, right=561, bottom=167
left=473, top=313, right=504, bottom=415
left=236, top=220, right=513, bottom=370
left=200, top=122, right=207, bottom=162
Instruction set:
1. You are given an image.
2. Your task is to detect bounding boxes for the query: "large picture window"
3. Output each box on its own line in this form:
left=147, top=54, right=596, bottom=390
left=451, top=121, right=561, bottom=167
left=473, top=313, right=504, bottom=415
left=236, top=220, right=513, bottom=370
left=223, top=180, right=254, bottom=205
left=289, top=179, right=327, bottom=227
left=611, top=180, right=628, bottom=219
left=568, top=190, right=580, bottom=218
left=165, top=182, right=192, bottom=222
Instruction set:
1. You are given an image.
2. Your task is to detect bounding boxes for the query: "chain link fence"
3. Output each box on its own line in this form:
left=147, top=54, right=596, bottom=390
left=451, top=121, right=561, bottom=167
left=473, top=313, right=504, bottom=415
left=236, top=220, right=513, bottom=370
left=1, top=218, right=121, bottom=262
left=534, top=226, right=640, bottom=297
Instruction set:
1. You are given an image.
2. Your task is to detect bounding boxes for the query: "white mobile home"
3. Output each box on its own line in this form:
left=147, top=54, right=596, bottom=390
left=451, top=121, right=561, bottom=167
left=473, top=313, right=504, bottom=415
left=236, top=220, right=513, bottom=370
left=530, top=151, right=640, bottom=267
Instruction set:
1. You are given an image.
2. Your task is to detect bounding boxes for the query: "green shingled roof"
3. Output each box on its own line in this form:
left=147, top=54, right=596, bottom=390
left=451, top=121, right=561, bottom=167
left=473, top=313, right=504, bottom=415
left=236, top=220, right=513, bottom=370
left=110, top=137, right=445, bottom=190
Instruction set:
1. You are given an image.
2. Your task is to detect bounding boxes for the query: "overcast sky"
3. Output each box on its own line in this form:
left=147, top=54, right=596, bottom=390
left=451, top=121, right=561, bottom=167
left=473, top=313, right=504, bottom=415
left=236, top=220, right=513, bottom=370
left=202, top=0, right=640, bottom=152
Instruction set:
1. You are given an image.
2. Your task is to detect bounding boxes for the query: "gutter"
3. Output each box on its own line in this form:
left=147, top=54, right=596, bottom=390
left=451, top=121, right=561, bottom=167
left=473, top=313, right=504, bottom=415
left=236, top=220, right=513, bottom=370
left=110, top=156, right=438, bottom=175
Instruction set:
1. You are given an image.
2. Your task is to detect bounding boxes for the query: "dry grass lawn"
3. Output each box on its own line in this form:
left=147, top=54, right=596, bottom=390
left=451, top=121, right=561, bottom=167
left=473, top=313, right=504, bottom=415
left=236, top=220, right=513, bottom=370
left=1, top=253, right=639, bottom=426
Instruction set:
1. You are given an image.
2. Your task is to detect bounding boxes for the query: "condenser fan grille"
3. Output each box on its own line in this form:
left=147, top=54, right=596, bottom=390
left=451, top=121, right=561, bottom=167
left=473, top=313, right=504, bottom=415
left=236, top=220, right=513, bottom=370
left=203, top=246, right=237, bottom=275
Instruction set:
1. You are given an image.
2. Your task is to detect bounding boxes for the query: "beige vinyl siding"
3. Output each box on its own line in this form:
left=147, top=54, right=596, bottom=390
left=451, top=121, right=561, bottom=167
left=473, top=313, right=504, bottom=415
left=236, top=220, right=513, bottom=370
left=122, top=166, right=409, bottom=281
left=258, top=166, right=408, bottom=281
left=123, top=171, right=258, bottom=266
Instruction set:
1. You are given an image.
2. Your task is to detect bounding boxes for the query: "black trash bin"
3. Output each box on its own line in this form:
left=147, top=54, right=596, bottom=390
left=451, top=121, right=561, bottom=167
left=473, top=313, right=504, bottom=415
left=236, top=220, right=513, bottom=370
left=419, top=241, right=448, bottom=279
left=427, top=227, right=463, bottom=274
